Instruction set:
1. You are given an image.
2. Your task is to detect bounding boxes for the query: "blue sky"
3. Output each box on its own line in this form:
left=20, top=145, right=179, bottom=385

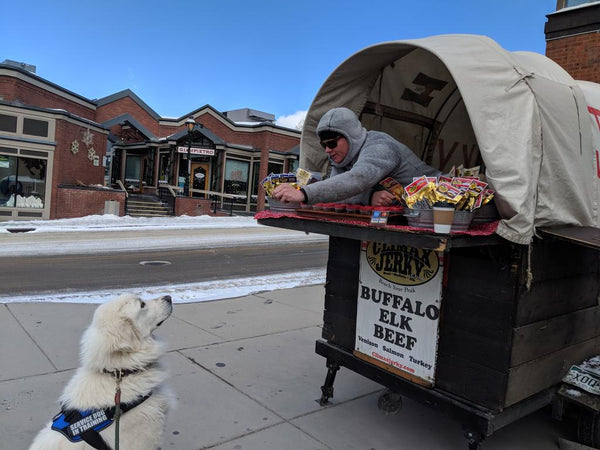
left=2, top=0, right=555, bottom=126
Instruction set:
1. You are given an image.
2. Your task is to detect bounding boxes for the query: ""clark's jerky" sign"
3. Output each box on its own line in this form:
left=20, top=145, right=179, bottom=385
left=354, top=241, right=443, bottom=385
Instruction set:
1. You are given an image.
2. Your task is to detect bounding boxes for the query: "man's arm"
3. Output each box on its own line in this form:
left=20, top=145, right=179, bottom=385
left=303, top=144, right=401, bottom=204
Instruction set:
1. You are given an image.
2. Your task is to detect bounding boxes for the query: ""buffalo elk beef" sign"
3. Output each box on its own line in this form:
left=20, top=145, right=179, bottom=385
left=354, top=241, right=444, bottom=386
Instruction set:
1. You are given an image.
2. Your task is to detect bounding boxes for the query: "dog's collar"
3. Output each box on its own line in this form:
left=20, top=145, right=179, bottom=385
left=102, top=363, right=157, bottom=379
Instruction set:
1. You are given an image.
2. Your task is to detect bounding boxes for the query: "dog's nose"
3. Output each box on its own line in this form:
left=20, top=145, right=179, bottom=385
left=162, top=295, right=172, bottom=304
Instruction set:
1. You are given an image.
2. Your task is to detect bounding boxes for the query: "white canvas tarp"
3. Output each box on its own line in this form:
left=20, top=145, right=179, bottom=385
left=300, top=34, right=600, bottom=245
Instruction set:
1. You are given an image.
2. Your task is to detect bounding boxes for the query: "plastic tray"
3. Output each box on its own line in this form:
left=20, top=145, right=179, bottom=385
left=266, top=197, right=301, bottom=213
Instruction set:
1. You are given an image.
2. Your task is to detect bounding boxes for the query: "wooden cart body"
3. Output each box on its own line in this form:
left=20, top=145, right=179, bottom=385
left=259, top=217, right=600, bottom=443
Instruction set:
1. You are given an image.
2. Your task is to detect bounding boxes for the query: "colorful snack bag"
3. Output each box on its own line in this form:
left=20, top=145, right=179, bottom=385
left=460, top=165, right=481, bottom=177
left=435, top=182, right=463, bottom=205
left=379, top=177, right=406, bottom=202
left=482, top=189, right=495, bottom=205
left=404, top=176, right=435, bottom=209
left=295, top=168, right=313, bottom=187
left=260, top=173, right=299, bottom=196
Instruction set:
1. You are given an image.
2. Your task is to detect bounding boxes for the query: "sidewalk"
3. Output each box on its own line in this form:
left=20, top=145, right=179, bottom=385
left=1, top=285, right=569, bottom=450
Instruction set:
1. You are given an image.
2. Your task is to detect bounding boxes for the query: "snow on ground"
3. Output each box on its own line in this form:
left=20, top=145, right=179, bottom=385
left=0, top=213, right=265, bottom=234
left=3, top=270, right=326, bottom=305
left=0, top=214, right=327, bottom=257
left=0, top=214, right=326, bottom=304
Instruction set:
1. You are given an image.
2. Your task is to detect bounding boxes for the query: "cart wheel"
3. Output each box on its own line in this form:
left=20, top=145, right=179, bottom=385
left=377, top=390, right=403, bottom=415
left=464, top=430, right=483, bottom=450
left=577, top=410, right=600, bottom=447
left=467, top=440, right=482, bottom=450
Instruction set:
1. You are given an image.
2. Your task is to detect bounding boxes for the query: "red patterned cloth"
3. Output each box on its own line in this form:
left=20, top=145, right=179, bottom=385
left=254, top=210, right=499, bottom=236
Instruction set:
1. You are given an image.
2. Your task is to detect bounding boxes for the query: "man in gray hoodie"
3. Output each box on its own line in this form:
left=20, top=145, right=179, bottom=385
left=272, top=107, right=440, bottom=205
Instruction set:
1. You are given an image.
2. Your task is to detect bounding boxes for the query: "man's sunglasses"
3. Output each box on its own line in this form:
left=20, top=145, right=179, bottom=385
left=320, top=136, right=342, bottom=149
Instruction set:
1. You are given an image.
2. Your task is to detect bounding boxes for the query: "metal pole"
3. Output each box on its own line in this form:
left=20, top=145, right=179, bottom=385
left=185, top=131, right=192, bottom=196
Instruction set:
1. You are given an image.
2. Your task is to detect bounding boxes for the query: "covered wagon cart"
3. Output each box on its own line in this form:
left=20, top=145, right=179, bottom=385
left=257, top=35, right=600, bottom=448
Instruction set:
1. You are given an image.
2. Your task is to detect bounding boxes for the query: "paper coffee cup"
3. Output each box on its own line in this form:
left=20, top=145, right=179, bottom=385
left=433, top=206, right=455, bottom=234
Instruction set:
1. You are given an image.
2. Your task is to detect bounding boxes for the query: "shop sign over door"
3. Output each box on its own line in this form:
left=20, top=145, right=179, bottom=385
left=354, top=241, right=443, bottom=386
left=177, top=146, right=215, bottom=156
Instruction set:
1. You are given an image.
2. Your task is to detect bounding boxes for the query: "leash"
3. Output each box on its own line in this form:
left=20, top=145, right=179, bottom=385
left=114, top=370, right=122, bottom=450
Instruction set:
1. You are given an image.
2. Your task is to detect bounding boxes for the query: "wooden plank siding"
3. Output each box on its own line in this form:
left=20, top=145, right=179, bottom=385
left=434, top=244, right=519, bottom=409
left=322, top=237, right=360, bottom=349
left=437, top=238, right=600, bottom=409
left=321, top=234, right=600, bottom=412
left=505, top=336, right=600, bottom=407
left=519, top=238, right=600, bottom=282
left=514, top=276, right=600, bottom=326
left=435, top=354, right=509, bottom=411
left=511, top=305, right=600, bottom=366
left=504, top=239, right=600, bottom=406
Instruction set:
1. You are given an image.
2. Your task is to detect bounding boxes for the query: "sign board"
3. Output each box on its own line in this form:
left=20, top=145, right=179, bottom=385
left=177, top=146, right=215, bottom=156
left=354, top=241, right=443, bottom=385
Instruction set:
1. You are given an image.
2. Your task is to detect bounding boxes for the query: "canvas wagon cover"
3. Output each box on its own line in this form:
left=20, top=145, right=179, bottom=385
left=300, top=34, right=600, bottom=245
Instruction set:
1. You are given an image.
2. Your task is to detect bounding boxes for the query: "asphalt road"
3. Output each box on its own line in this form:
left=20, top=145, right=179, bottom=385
left=0, top=242, right=328, bottom=296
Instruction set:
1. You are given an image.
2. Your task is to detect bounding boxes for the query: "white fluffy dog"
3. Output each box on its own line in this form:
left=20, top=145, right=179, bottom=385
left=30, top=294, right=174, bottom=450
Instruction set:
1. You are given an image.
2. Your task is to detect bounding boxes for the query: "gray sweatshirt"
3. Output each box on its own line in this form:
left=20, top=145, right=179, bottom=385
left=303, top=107, right=441, bottom=204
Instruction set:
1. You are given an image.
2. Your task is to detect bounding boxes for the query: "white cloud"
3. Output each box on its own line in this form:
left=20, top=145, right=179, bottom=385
left=276, top=110, right=307, bottom=130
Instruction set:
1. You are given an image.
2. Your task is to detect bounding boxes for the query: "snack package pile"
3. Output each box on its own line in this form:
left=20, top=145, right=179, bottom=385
left=261, top=173, right=298, bottom=197
left=383, top=165, right=495, bottom=212
left=260, top=168, right=317, bottom=197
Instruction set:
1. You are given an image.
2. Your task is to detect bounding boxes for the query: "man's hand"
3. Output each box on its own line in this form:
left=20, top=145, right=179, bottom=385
left=371, top=190, right=395, bottom=206
left=271, top=183, right=305, bottom=203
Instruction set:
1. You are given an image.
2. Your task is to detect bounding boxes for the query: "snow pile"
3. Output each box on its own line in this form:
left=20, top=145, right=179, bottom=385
left=0, top=214, right=262, bottom=233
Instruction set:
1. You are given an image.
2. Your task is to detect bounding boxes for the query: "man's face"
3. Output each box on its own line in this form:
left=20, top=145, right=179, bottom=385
left=322, top=136, right=349, bottom=164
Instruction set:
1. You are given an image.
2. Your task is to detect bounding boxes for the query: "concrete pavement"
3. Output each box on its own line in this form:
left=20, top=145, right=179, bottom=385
left=1, top=285, right=572, bottom=449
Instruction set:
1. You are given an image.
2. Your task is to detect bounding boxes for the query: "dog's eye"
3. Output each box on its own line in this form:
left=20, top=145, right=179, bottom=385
left=140, top=301, right=146, bottom=308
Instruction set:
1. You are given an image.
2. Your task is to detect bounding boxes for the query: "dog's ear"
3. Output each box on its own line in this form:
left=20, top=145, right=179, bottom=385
left=80, top=314, right=142, bottom=367
left=95, top=315, right=142, bottom=354
left=113, top=316, right=143, bottom=352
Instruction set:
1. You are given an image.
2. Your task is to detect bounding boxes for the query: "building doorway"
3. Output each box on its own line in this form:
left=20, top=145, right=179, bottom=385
left=125, top=154, right=143, bottom=192
left=158, top=152, right=171, bottom=183
left=191, top=163, right=209, bottom=196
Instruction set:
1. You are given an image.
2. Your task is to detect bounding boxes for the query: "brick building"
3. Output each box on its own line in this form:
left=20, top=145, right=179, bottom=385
left=545, top=0, right=600, bottom=83
left=0, top=62, right=300, bottom=221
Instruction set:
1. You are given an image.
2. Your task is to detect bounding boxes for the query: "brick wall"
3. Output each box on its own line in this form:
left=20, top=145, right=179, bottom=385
left=545, top=4, right=600, bottom=83
left=197, top=112, right=299, bottom=151
left=546, top=33, right=600, bottom=82
left=55, top=186, right=126, bottom=219
left=0, top=76, right=96, bottom=120
left=52, top=120, right=106, bottom=185
left=174, top=197, right=212, bottom=216
left=50, top=119, right=108, bottom=218
left=96, top=97, right=160, bottom=136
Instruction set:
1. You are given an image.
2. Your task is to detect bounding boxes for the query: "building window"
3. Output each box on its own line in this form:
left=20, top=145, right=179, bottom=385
left=125, top=155, right=142, bottom=188
left=288, top=159, right=299, bottom=172
left=0, top=153, right=46, bottom=208
left=23, top=118, right=49, bottom=137
left=0, top=114, right=17, bottom=133
left=224, top=159, right=249, bottom=201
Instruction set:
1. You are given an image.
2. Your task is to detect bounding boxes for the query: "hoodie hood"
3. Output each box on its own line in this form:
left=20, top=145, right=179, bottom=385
left=316, top=107, right=367, bottom=168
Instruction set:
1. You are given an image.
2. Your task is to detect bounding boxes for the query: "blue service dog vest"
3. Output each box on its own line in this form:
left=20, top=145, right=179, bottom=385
left=50, top=394, right=150, bottom=449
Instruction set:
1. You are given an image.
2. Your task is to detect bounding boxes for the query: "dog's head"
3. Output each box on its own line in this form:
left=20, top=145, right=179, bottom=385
left=80, top=294, right=173, bottom=371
